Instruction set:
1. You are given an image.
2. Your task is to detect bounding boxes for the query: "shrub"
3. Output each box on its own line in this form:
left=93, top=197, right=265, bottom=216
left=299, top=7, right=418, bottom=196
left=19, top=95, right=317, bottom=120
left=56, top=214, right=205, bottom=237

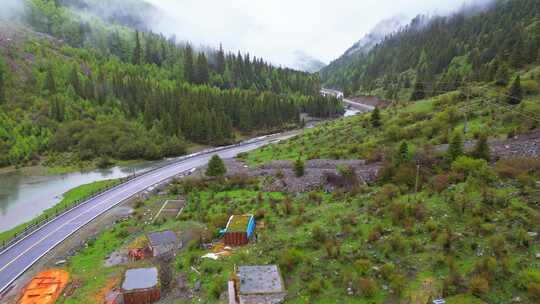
left=279, top=248, right=304, bottom=271
left=468, top=276, right=489, bottom=295
left=206, top=155, right=227, bottom=177
left=528, top=283, right=540, bottom=302
left=367, top=227, right=382, bottom=243
left=356, top=277, right=378, bottom=297
left=354, top=259, right=371, bottom=275
left=451, top=156, right=493, bottom=181
left=471, top=134, right=490, bottom=161
left=308, top=277, right=324, bottom=295
left=431, top=174, right=451, bottom=192
left=294, top=159, right=305, bottom=177
left=495, top=157, right=540, bottom=179
left=390, top=274, right=406, bottom=296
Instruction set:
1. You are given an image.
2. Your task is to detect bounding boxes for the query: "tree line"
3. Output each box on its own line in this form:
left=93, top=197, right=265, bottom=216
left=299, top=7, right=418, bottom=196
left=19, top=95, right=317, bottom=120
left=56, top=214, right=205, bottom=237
left=322, top=0, right=540, bottom=99
left=0, top=0, right=343, bottom=167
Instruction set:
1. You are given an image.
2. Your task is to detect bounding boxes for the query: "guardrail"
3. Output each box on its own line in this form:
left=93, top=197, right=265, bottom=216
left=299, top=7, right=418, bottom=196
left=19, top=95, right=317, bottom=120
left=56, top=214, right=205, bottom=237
left=0, top=133, right=288, bottom=254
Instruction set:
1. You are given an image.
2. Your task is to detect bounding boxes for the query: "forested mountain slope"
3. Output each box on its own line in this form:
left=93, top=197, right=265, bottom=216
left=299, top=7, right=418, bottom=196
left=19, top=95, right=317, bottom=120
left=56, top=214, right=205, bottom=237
left=321, top=0, right=540, bottom=99
left=0, top=0, right=342, bottom=168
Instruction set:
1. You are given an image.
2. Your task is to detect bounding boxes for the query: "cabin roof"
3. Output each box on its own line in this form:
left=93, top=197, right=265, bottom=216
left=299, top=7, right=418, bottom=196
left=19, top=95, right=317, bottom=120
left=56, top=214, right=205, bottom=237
left=147, top=230, right=177, bottom=246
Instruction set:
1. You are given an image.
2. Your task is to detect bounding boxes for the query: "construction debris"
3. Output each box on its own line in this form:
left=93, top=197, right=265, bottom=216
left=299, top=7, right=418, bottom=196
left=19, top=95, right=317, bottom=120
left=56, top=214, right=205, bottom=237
left=17, top=269, right=69, bottom=304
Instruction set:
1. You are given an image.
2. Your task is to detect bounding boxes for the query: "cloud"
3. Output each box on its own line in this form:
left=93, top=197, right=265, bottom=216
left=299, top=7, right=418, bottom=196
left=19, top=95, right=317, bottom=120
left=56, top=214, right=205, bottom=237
left=131, top=1, right=498, bottom=68
left=0, top=0, right=26, bottom=21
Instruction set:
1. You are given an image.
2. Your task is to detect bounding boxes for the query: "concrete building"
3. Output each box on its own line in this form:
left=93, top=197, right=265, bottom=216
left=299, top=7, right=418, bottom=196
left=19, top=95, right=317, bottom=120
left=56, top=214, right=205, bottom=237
left=122, top=267, right=160, bottom=304
left=146, top=230, right=178, bottom=257
left=229, top=265, right=286, bottom=304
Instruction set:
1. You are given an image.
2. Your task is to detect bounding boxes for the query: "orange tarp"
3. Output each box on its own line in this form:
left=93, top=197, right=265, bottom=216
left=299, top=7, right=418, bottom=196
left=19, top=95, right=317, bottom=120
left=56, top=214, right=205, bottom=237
left=18, top=269, right=69, bottom=304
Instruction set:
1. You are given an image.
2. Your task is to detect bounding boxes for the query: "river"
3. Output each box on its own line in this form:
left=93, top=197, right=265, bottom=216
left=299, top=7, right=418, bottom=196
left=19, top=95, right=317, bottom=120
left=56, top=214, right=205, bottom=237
left=0, top=161, right=163, bottom=232
left=0, top=108, right=361, bottom=233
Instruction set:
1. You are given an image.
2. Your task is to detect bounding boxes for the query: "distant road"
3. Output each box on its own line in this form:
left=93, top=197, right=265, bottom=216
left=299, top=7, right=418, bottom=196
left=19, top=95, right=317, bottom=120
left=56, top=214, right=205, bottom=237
left=320, top=88, right=375, bottom=112
left=0, top=132, right=297, bottom=295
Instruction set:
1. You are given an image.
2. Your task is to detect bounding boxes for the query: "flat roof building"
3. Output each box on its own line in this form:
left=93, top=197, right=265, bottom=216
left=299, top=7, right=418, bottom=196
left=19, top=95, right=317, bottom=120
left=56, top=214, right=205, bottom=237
left=122, top=267, right=160, bottom=304
left=229, top=265, right=286, bottom=304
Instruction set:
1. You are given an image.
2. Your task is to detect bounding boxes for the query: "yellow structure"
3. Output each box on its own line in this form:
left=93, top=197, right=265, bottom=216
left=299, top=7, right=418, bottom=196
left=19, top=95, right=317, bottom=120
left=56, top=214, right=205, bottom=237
left=18, top=269, right=69, bottom=304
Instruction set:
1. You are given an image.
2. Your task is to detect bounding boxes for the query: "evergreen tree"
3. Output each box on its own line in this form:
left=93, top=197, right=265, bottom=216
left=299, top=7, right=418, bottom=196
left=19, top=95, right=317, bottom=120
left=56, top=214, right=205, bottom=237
left=196, top=53, right=210, bottom=85
left=397, top=142, right=409, bottom=165
left=216, top=43, right=226, bottom=75
left=44, top=69, right=56, bottom=95
left=410, top=80, right=426, bottom=101
left=206, top=154, right=226, bottom=177
left=472, top=134, right=490, bottom=162
left=294, top=159, right=305, bottom=177
left=69, top=64, right=81, bottom=97
left=446, top=131, right=464, bottom=163
left=184, top=44, right=195, bottom=83
left=507, top=75, right=523, bottom=105
left=371, top=107, right=381, bottom=128
left=494, top=63, right=510, bottom=86
left=133, top=30, right=142, bottom=65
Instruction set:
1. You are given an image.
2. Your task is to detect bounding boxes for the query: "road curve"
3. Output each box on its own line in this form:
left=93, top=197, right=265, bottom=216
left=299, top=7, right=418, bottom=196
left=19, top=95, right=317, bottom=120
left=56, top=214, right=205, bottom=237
left=0, top=133, right=296, bottom=294
left=320, top=88, right=375, bottom=113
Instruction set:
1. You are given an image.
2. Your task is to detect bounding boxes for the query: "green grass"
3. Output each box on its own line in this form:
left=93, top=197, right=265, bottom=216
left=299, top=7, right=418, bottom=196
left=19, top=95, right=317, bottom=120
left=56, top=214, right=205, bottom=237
left=0, top=179, right=119, bottom=245
left=242, top=82, right=540, bottom=167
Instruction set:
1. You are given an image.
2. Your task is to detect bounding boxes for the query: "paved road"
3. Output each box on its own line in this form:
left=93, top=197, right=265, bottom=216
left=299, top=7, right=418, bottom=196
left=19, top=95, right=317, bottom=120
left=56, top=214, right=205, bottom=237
left=320, top=88, right=375, bottom=113
left=342, top=98, right=375, bottom=112
left=0, top=133, right=297, bottom=294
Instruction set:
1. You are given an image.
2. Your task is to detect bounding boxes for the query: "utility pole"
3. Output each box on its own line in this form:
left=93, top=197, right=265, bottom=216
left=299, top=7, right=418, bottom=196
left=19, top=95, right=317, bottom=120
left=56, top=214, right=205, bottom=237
left=414, top=162, right=421, bottom=196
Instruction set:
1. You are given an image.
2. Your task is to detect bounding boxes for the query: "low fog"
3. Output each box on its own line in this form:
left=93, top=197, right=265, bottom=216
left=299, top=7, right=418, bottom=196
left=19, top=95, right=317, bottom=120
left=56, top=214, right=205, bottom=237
left=0, top=0, right=26, bottom=21
left=146, top=0, right=496, bottom=69
left=1, top=0, right=496, bottom=70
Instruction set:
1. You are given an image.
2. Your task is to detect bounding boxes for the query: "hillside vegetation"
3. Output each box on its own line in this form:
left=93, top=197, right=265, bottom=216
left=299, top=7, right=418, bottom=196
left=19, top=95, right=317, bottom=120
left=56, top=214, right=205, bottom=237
left=0, top=0, right=342, bottom=169
left=321, top=0, right=540, bottom=100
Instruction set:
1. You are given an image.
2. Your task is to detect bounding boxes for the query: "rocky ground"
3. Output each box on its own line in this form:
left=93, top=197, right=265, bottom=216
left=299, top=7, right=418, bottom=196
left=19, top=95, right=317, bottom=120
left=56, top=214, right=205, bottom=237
left=197, top=158, right=382, bottom=193
left=436, top=129, right=540, bottom=160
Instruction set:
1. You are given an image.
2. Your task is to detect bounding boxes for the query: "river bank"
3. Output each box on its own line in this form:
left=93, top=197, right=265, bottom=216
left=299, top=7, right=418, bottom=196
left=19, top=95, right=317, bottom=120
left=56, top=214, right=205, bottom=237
left=0, top=179, right=118, bottom=245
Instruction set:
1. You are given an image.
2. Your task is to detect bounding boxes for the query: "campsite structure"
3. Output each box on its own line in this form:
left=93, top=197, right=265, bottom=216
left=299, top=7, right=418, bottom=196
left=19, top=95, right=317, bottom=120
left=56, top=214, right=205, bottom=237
left=228, top=265, right=286, bottom=304
left=146, top=230, right=179, bottom=257
left=223, top=214, right=255, bottom=246
left=121, top=267, right=160, bottom=304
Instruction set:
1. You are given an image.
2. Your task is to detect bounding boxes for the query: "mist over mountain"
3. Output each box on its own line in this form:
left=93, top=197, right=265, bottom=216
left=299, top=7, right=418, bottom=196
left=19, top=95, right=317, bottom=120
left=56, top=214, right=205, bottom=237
left=58, top=0, right=162, bottom=31
left=343, top=15, right=408, bottom=58
left=292, top=50, right=326, bottom=73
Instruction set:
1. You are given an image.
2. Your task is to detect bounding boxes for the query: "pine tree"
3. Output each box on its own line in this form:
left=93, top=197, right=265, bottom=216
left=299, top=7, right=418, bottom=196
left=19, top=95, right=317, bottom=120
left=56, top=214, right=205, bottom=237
left=133, top=30, right=142, bottom=65
left=446, top=131, right=464, bottom=163
left=216, top=43, right=226, bottom=75
left=507, top=75, right=523, bottom=105
left=371, top=107, right=381, bottom=128
left=69, top=64, right=81, bottom=97
left=44, top=69, right=56, bottom=95
left=472, top=134, right=490, bottom=161
left=397, top=142, right=409, bottom=165
left=196, top=53, right=210, bottom=85
left=206, top=154, right=226, bottom=177
left=494, top=63, right=510, bottom=86
left=410, top=80, right=426, bottom=101
left=294, top=159, right=305, bottom=177
left=184, top=44, right=195, bottom=83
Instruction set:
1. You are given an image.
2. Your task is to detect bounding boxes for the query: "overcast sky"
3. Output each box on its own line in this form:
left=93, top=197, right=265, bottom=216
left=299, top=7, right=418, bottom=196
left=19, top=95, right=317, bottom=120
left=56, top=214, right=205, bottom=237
left=148, top=0, right=487, bottom=68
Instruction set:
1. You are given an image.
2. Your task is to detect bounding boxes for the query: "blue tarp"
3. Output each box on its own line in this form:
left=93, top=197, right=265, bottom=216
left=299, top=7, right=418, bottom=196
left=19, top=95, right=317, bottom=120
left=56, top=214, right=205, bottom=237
left=246, top=216, right=255, bottom=238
